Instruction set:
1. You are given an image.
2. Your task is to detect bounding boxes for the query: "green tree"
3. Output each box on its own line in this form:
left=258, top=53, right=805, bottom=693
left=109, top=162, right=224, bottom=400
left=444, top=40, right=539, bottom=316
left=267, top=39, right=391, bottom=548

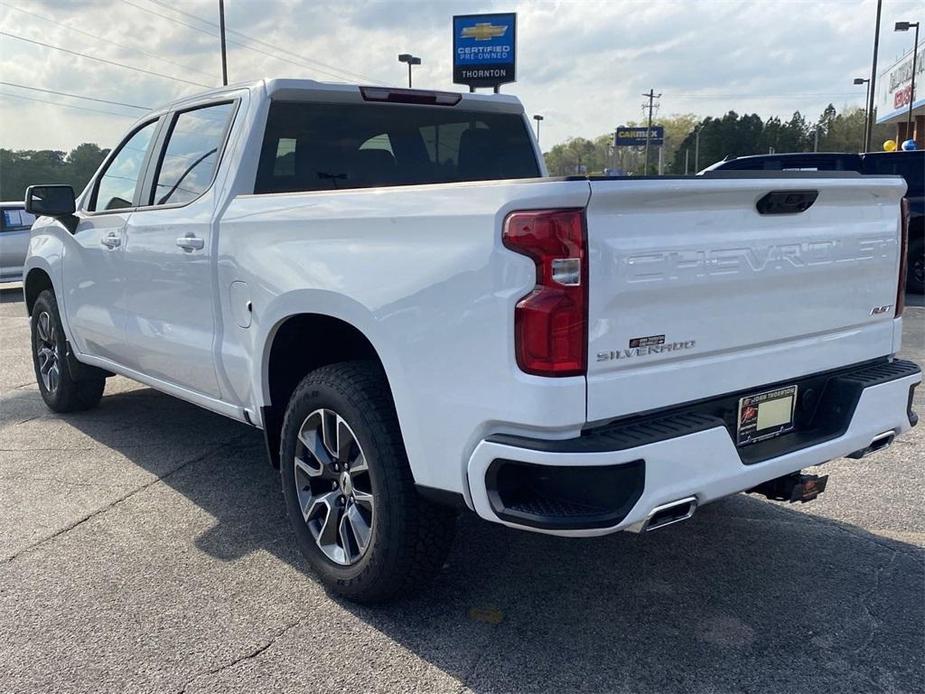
left=0, top=143, right=109, bottom=201
left=65, top=143, right=109, bottom=193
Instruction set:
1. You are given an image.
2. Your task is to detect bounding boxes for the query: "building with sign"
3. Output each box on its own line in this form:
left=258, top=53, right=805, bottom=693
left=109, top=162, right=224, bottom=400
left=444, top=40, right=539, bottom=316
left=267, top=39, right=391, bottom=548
left=876, top=46, right=923, bottom=147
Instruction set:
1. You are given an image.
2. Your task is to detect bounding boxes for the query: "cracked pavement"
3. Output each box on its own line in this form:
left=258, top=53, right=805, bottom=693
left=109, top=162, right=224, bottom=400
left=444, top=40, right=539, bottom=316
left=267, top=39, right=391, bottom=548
left=1, top=283, right=923, bottom=694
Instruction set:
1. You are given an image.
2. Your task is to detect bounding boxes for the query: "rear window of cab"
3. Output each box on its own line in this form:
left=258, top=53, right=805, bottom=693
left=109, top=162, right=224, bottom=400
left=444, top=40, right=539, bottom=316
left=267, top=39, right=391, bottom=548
left=254, top=101, right=540, bottom=194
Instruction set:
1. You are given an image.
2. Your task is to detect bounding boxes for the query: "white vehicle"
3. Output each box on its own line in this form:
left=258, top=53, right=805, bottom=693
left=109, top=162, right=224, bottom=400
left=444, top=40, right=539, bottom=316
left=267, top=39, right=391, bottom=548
left=23, top=80, right=920, bottom=602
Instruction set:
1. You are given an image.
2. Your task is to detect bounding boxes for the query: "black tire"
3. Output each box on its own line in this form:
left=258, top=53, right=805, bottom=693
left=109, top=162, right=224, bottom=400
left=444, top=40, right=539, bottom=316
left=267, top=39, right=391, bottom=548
left=30, top=289, right=105, bottom=413
left=280, top=361, right=456, bottom=603
left=907, top=238, right=924, bottom=295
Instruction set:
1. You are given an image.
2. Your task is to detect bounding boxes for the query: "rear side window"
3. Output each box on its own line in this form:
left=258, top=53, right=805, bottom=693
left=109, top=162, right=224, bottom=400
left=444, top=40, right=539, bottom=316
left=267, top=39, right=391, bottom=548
left=91, top=120, right=158, bottom=211
left=151, top=102, right=235, bottom=206
left=254, top=101, right=540, bottom=194
left=1, top=208, right=35, bottom=232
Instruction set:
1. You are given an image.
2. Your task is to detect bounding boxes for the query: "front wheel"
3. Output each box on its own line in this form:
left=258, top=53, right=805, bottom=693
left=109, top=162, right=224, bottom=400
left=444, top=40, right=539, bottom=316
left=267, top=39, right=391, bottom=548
left=280, top=361, right=456, bottom=603
left=30, top=289, right=105, bottom=413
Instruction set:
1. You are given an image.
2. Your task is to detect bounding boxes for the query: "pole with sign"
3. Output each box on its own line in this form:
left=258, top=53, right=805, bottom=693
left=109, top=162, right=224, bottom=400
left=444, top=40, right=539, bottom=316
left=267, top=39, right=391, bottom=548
left=613, top=126, right=665, bottom=147
left=453, top=13, right=516, bottom=92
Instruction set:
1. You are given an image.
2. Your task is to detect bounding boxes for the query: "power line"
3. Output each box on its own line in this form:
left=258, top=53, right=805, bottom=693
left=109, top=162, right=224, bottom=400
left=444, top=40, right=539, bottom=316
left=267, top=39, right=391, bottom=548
left=143, top=0, right=380, bottom=84
left=0, top=91, right=140, bottom=118
left=0, top=31, right=212, bottom=88
left=120, top=0, right=383, bottom=85
left=671, top=92, right=859, bottom=100
left=0, top=0, right=218, bottom=82
left=0, top=81, right=151, bottom=110
left=120, top=0, right=221, bottom=39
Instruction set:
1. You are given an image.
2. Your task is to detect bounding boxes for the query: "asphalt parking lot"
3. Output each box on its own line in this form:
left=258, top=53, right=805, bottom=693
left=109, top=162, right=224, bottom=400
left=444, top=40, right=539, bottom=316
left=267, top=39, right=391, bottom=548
left=1, top=284, right=922, bottom=694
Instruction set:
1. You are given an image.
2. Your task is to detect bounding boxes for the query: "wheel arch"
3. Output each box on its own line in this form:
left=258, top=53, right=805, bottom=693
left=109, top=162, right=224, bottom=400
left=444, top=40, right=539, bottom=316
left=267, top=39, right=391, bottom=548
left=24, top=266, right=54, bottom=316
left=260, top=311, right=398, bottom=469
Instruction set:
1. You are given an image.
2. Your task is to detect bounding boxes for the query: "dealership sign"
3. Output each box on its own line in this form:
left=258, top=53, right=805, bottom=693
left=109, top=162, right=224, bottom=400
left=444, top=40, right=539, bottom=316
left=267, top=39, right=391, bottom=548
left=614, top=126, right=664, bottom=146
left=876, top=47, right=925, bottom=123
left=453, top=13, right=516, bottom=88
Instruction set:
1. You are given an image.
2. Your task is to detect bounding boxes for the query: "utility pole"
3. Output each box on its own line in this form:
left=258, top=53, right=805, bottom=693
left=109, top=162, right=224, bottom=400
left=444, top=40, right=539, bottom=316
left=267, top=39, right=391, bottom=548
left=218, top=0, right=228, bottom=86
left=865, top=0, right=882, bottom=152
left=641, top=89, right=661, bottom=176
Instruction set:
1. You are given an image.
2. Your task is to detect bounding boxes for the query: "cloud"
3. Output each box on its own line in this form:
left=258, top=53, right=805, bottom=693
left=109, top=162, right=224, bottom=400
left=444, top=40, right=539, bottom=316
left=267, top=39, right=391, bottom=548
left=0, top=0, right=921, bottom=152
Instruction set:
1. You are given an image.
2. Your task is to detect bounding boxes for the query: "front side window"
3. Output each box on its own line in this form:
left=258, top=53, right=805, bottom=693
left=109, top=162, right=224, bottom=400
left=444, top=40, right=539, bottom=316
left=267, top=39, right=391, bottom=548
left=91, top=120, right=158, bottom=211
left=152, top=102, right=235, bottom=206
left=254, top=101, right=540, bottom=194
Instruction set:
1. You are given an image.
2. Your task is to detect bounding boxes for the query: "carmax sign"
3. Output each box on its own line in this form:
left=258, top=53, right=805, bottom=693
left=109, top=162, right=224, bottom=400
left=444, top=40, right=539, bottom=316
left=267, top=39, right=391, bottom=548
left=614, top=126, right=665, bottom=147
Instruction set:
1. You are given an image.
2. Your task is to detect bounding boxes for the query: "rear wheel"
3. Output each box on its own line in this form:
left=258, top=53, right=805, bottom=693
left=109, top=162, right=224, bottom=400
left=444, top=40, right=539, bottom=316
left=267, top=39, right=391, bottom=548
left=30, top=290, right=105, bottom=412
left=908, top=238, right=924, bottom=295
left=280, top=361, right=456, bottom=603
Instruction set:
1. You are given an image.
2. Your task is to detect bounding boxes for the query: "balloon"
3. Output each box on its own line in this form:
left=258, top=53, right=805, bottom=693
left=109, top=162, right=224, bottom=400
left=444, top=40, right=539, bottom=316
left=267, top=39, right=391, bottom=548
left=883, top=139, right=897, bottom=152
left=901, top=139, right=918, bottom=151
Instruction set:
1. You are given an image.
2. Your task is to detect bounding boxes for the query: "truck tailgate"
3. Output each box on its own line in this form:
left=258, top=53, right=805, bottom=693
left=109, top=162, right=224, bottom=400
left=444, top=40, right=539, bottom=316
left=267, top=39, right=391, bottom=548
left=585, top=175, right=906, bottom=423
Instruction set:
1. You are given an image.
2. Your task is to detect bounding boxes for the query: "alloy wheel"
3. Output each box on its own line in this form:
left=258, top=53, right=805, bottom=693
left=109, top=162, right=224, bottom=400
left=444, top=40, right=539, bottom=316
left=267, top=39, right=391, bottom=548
left=35, top=311, right=60, bottom=394
left=912, top=254, right=924, bottom=291
left=293, top=408, right=375, bottom=565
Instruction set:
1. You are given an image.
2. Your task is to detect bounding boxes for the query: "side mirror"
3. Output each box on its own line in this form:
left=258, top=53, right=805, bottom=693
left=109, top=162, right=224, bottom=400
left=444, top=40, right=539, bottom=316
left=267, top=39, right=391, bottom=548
left=25, top=185, right=76, bottom=217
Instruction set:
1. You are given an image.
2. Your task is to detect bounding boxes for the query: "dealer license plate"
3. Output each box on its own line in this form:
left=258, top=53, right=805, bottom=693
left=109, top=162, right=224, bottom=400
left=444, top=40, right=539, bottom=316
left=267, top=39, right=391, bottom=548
left=736, top=385, right=798, bottom=446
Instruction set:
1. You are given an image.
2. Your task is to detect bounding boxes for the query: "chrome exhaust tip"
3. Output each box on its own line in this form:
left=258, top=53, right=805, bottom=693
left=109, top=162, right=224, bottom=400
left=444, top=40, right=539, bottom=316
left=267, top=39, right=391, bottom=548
left=642, top=496, right=698, bottom=532
left=847, top=430, right=896, bottom=459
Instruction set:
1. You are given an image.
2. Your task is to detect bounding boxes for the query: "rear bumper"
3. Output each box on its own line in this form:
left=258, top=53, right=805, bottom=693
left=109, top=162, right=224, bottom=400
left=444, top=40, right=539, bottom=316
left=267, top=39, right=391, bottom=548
left=466, top=359, right=921, bottom=537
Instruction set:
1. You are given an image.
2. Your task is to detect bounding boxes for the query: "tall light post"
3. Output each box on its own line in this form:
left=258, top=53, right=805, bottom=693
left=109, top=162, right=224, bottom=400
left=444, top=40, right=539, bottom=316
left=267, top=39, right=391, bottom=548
left=218, top=0, right=228, bottom=86
left=864, top=0, right=882, bottom=152
left=895, top=21, right=920, bottom=144
left=854, top=77, right=871, bottom=150
left=397, top=53, right=421, bottom=88
left=694, top=125, right=701, bottom=172
left=533, top=114, right=544, bottom=144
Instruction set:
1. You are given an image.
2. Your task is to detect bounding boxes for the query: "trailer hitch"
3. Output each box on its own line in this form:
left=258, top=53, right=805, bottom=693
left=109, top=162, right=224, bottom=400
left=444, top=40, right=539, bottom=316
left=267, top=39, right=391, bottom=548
left=747, top=472, right=828, bottom=504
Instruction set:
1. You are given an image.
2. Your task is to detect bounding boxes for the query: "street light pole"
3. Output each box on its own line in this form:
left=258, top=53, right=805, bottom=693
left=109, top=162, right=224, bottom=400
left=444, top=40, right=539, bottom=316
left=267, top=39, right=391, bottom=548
left=865, top=0, right=882, bottom=152
left=218, top=0, right=228, bottom=86
left=895, top=21, right=920, bottom=143
left=854, top=77, right=871, bottom=151
left=694, top=126, right=701, bottom=172
left=533, top=114, right=544, bottom=145
left=397, top=54, right=421, bottom=88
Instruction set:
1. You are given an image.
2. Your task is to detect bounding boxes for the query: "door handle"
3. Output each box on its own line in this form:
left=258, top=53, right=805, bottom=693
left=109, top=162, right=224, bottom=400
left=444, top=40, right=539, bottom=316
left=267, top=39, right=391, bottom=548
left=176, top=234, right=204, bottom=251
left=100, top=232, right=121, bottom=249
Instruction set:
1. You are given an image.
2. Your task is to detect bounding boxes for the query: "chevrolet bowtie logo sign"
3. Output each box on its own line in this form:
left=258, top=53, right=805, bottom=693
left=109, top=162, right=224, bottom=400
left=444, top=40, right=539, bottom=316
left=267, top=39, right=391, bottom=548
left=461, top=22, right=508, bottom=41
left=453, top=13, right=516, bottom=89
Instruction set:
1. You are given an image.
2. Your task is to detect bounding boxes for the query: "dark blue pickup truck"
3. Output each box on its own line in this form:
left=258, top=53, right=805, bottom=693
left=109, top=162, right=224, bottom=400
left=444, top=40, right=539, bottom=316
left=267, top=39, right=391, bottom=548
left=704, top=151, right=924, bottom=293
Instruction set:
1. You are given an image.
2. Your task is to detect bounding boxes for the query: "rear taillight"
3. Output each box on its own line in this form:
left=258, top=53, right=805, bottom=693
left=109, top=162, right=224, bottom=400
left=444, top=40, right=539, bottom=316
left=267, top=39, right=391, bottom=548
left=503, top=209, right=587, bottom=377
left=897, top=197, right=909, bottom=317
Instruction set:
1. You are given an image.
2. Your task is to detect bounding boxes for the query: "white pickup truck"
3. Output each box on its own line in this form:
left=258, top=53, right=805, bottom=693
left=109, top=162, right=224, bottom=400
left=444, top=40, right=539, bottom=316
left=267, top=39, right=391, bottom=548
left=23, top=79, right=920, bottom=602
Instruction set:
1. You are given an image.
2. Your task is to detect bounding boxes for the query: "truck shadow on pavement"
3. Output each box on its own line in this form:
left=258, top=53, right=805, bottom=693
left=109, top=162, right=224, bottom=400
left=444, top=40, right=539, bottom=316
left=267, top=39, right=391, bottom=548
left=2, top=377, right=921, bottom=693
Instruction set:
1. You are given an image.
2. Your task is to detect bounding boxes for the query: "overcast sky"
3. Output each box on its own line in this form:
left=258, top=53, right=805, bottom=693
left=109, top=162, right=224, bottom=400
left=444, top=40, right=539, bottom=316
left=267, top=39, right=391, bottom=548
left=0, top=0, right=921, bottom=153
